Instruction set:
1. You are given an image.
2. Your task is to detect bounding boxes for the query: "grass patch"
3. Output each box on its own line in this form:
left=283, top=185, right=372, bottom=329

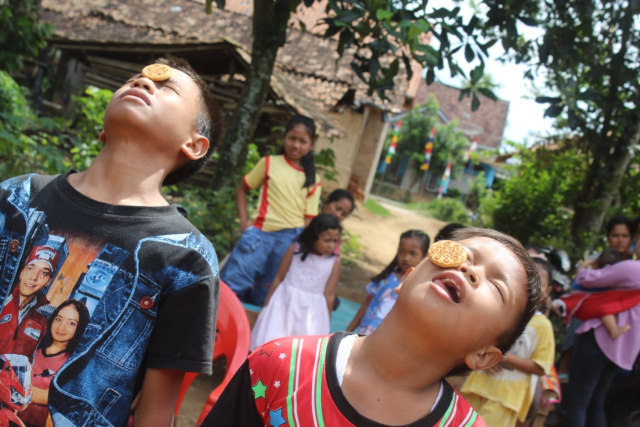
left=340, top=230, right=364, bottom=265
left=365, top=198, right=392, bottom=217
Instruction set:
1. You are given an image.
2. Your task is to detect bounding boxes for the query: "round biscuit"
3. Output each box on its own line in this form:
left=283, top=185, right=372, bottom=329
left=141, top=64, right=173, bottom=81
left=428, top=240, right=467, bottom=268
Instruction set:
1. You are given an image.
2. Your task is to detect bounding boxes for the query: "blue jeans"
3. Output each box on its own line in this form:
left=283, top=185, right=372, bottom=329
left=562, top=330, right=619, bottom=427
left=221, top=226, right=301, bottom=306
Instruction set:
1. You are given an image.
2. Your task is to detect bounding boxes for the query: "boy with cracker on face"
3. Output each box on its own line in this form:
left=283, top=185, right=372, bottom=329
left=203, top=228, right=542, bottom=427
left=0, top=58, right=221, bottom=426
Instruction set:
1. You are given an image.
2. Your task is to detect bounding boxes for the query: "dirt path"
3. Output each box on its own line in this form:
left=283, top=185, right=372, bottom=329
left=338, top=196, right=447, bottom=298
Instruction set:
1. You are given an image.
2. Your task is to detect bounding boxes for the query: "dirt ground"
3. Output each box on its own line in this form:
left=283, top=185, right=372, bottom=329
left=176, top=196, right=448, bottom=424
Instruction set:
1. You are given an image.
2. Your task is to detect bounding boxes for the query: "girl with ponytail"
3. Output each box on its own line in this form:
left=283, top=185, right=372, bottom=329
left=221, top=115, right=321, bottom=306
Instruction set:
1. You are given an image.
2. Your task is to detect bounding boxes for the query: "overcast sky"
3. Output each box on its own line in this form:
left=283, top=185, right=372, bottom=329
left=428, top=1, right=556, bottom=145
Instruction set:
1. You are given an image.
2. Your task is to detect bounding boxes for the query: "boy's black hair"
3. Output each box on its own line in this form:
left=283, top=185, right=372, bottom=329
left=324, top=189, right=355, bottom=213
left=371, top=230, right=430, bottom=282
left=38, top=299, right=90, bottom=356
left=434, top=223, right=466, bottom=242
left=595, top=248, right=623, bottom=268
left=282, top=115, right=317, bottom=188
left=604, top=215, right=634, bottom=237
left=296, top=214, right=342, bottom=261
left=156, top=57, right=224, bottom=186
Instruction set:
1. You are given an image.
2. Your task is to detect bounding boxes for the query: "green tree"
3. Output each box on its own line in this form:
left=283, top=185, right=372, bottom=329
left=484, top=0, right=640, bottom=252
left=206, top=0, right=517, bottom=191
left=387, top=96, right=468, bottom=190
left=0, top=0, right=52, bottom=72
left=478, top=139, right=588, bottom=256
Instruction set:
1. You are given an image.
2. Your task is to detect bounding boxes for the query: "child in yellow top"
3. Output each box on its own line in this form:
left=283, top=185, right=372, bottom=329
left=221, top=115, right=321, bottom=305
left=461, top=257, right=555, bottom=427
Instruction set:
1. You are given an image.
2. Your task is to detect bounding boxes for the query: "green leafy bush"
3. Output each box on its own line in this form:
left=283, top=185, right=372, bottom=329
left=426, top=197, right=469, bottom=224
left=67, top=86, right=113, bottom=170
left=0, top=71, right=68, bottom=177
left=340, top=230, right=364, bottom=265
left=477, top=142, right=586, bottom=255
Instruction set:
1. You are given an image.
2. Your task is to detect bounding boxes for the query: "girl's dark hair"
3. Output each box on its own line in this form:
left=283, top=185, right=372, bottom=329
left=38, top=299, right=90, bottom=356
left=324, top=189, right=355, bottom=213
left=296, top=214, right=341, bottom=261
left=284, top=115, right=317, bottom=188
left=605, top=215, right=634, bottom=237
left=371, top=230, right=430, bottom=282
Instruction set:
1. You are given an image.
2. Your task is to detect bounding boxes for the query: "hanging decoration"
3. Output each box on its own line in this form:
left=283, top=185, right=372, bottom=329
left=420, top=126, right=436, bottom=171
left=466, top=138, right=478, bottom=161
left=385, top=120, right=402, bottom=164
left=437, top=162, right=452, bottom=196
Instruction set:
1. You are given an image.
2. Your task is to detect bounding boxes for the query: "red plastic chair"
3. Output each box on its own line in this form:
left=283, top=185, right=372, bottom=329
left=173, top=280, right=251, bottom=424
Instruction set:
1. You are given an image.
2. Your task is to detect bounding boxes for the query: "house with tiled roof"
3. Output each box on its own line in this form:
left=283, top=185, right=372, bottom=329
left=40, top=0, right=423, bottom=197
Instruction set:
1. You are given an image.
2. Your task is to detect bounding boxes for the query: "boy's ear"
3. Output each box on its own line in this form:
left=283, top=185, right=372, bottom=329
left=99, top=130, right=107, bottom=144
left=180, top=135, right=209, bottom=160
left=464, top=345, right=503, bottom=371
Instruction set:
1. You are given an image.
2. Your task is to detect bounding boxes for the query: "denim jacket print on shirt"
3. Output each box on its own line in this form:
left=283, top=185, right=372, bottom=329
left=0, top=175, right=219, bottom=426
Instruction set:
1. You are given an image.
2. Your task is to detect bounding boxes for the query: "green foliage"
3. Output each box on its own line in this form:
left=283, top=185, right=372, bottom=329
left=315, top=146, right=338, bottom=183
left=364, top=198, right=392, bottom=217
left=478, top=141, right=588, bottom=255
left=382, top=96, right=469, bottom=185
left=0, top=1, right=53, bottom=72
left=172, top=184, right=240, bottom=258
left=340, top=229, right=363, bottom=265
left=464, top=171, right=488, bottom=211
left=67, top=86, right=113, bottom=170
left=425, top=197, right=469, bottom=224
left=166, top=143, right=262, bottom=258
left=0, top=71, right=68, bottom=177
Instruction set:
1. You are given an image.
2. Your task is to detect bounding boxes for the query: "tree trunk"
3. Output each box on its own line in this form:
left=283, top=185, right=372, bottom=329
left=571, top=122, right=640, bottom=256
left=211, top=0, right=291, bottom=191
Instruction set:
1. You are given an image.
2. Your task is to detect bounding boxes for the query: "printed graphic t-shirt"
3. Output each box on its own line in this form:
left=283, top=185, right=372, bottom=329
left=205, top=332, right=486, bottom=426
left=0, top=173, right=218, bottom=426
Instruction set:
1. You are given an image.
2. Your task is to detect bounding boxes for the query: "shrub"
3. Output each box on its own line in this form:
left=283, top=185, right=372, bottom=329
left=426, top=197, right=469, bottom=223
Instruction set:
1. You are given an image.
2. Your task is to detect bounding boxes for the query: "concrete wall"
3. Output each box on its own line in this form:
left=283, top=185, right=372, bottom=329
left=313, top=106, right=389, bottom=198
left=314, top=109, right=367, bottom=192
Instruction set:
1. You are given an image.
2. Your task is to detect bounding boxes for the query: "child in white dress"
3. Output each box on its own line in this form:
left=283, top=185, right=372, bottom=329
left=250, top=214, right=342, bottom=350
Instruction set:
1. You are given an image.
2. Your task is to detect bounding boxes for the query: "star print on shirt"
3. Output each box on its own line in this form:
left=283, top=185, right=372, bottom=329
left=259, top=341, right=281, bottom=357
left=274, top=380, right=280, bottom=388
left=252, top=379, right=267, bottom=400
left=269, top=407, right=286, bottom=427
left=279, top=353, right=286, bottom=359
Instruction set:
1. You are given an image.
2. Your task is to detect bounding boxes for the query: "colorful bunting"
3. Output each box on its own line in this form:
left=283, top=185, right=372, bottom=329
left=385, top=120, right=402, bottom=164
left=420, top=126, right=436, bottom=171
left=437, top=162, right=452, bottom=196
